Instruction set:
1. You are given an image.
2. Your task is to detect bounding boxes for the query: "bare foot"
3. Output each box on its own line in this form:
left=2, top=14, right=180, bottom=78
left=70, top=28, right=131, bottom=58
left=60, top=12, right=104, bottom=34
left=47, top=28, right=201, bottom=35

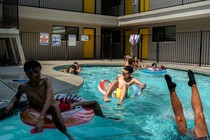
left=117, top=101, right=122, bottom=105
left=103, top=97, right=111, bottom=102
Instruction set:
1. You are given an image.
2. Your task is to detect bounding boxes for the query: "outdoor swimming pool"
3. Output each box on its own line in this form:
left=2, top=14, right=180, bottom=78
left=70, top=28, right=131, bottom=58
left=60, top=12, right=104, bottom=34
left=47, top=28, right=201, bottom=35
left=1, top=66, right=210, bottom=140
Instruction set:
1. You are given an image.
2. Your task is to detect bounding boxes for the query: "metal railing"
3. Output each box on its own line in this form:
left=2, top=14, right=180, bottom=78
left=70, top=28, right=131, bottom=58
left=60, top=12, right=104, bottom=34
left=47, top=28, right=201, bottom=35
left=148, top=0, right=204, bottom=11
left=0, top=0, right=19, bottom=28
left=20, top=32, right=102, bottom=60
left=0, top=0, right=207, bottom=28
left=144, top=30, right=210, bottom=66
left=19, top=0, right=83, bottom=13
left=17, top=0, right=207, bottom=17
left=15, top=31, right=210, bottom=67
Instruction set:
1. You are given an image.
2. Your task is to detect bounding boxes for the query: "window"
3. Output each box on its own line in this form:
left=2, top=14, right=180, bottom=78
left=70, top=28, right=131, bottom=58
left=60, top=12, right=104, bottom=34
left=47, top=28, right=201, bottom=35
left=53, top=26, right=65, bottom=40
left=66, top=27, right=79, bottom=41
left=152, top=26, right=176, bottom=42
left=53, top=26, right=79, bottom=41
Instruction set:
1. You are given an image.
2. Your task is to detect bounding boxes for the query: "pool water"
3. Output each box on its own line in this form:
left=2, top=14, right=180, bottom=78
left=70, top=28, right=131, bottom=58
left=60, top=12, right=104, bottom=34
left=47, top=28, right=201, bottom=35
left=1, top=66, right=210, bottom=140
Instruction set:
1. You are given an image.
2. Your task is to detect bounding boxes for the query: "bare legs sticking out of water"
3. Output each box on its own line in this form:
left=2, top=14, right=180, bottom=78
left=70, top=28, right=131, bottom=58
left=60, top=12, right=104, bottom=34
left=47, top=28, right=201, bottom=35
left=165, top=70, right=208, bottom=138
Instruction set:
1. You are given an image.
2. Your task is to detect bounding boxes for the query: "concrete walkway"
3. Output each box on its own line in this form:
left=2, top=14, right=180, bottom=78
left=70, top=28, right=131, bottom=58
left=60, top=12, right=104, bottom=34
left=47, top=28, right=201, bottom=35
left=0, top=59, right=210, bottom=119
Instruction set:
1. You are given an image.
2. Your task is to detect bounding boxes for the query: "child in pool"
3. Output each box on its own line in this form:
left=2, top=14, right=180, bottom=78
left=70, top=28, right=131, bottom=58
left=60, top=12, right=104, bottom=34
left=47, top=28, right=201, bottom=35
left=103, top=65, right=146, bottom=105
left=73, top=62, right=82, bottom=73
left=69, top=65, right=78, bottom=75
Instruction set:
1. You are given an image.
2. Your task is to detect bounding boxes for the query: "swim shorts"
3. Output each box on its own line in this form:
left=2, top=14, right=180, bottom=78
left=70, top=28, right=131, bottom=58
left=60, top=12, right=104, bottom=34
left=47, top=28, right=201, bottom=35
left=59, top=103, right=71, bottom=112
left=193, top=136, right=210, bottom=140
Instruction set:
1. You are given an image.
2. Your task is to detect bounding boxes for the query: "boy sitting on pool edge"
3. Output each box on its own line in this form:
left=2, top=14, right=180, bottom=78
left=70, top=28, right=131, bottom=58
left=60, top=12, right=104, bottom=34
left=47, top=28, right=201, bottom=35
left=4, top=60, right=119, bottom=140
left=103, top=65, right=146, bottom=105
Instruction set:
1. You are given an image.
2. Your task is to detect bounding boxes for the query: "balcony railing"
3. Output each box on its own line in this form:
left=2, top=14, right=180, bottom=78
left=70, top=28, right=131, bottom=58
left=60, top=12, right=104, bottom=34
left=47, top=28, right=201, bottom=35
left=0, top=0, right=18, bottom=28
left=149, top=0, right=205, bottom=11
left=0, top=0, right=207, bottom=28
left=18, top=0, right=207, bottom=17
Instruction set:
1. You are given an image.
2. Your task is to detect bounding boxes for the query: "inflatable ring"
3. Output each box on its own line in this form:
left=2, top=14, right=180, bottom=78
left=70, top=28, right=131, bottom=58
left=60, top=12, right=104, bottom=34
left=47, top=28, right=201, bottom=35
left=141, top=68, right=167, bottom=74
left=98, top=80, right=111, bottom=95
left=112, top=84, right=142, bottom=98
left=20, top=93, right=95, bottom=130
left=98, top=80, right=142, bottom=99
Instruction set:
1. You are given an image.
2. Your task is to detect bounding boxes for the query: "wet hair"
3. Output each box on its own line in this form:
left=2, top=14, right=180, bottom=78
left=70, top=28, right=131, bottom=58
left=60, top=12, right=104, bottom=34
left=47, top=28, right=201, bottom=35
left=73, top=62, right=78, bottom=65
left=133, top=55, right=139, bottom=63
left=133, top=55, right=138, bottom=59
left=160, top=65, right=166, bottom=70
left=128, top=58, right=134, bottom=65
left=152, top=63, right=157, bottom=67
left=24, top=60, right=42, bottom=73
left=122, top=65, right=134, bottom=74
left=70, top=65, right=78, bottom=75
left=125, top=55, right=131, bottom=61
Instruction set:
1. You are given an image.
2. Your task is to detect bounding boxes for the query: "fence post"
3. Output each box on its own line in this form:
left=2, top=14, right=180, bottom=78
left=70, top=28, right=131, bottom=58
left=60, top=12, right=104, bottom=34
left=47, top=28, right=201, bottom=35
left=17, top=0, right=19, bottom=29
left=110, top=33, right=112, bottom=61
left=137, top=35, right=140, bottom=60
left=130, top=45, right=133, bottom=58
left=199, top=30, right=203, bottom=67
left=38, top=0, right=40, bottom=8
left=156, top=33, right=159, bottom=64
left=140, top=34, right=143, bottom=62
left=101, top=35, right=104, bottom=60
left=65, top=37, right=68, bottom=61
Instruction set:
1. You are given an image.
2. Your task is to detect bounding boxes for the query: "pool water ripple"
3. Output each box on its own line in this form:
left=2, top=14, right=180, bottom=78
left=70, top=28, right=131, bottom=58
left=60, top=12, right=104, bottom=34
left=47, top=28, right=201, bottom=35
left=1, top=66, right=210, bottom=140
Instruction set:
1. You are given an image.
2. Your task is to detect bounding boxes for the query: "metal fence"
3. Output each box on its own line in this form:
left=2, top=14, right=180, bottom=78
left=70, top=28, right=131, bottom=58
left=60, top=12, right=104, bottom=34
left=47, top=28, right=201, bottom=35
left=149, top=0, right=204, bottom=11
left=19, top=0, right=84, bottom=13
left=18, top=31, right=210, bottom=67
left=21, top=32, right=84, bottom=60
left=101, top=35, right=123, bottom=60
left=145, top=30, right=210, bottom=66
left=18, top=0, right=206, bottom=16
left=20, top=32, right=124, bottom=61
left=0, top=0, right=19, bottom=28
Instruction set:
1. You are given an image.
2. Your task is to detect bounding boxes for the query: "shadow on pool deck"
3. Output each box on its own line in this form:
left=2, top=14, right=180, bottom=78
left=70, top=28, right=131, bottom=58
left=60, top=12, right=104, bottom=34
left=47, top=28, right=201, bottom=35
left=0, top=59, right=210, bottom=120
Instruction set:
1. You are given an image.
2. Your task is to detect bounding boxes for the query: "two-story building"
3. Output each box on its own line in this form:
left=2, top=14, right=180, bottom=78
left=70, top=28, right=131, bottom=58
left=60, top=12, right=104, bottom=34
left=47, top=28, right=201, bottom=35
left=0, top=0, right=210, bottom=66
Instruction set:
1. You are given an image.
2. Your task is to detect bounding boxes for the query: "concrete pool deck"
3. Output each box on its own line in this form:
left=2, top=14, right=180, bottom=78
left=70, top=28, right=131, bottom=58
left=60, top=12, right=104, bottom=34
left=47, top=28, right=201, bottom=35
left=0, top=59, right=210, bottom=119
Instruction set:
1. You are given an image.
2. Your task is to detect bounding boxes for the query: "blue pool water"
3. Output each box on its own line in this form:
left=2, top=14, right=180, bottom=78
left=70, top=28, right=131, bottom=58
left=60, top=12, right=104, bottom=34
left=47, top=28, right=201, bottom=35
left=1, top=66, right=210, bottom=140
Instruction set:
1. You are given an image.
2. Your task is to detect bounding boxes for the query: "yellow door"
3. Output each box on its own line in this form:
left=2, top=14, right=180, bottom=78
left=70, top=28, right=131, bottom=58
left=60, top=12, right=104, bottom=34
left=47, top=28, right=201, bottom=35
left=124, top=30, right=132, bottom=56
left=145, top=0, right=150, bottom=11
left=140, top=0, right=150, bottom=12
left=83, top=28, right=95, bottom=58
left=139, top=29, right=149, bottom=59
left=84, top=0, right=95, bottom=13
left=125, top=0, right=132, bottom=15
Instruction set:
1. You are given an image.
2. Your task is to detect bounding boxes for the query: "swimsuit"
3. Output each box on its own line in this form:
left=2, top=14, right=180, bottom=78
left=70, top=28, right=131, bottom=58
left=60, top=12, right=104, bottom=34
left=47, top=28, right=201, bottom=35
left=177, top=128, right=209, bottom=140
left=193, top=135, right=210, bottom=140
left=59, top=103, right=71, bottom=112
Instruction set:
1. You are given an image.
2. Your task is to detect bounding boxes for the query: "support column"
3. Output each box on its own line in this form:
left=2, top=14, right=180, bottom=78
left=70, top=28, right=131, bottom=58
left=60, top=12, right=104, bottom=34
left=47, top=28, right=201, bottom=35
left=9, top=38, right=18, bottom=64
left=15, top=35, right=25, bottom=65
left=0, top=28, right=26, bottom=65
